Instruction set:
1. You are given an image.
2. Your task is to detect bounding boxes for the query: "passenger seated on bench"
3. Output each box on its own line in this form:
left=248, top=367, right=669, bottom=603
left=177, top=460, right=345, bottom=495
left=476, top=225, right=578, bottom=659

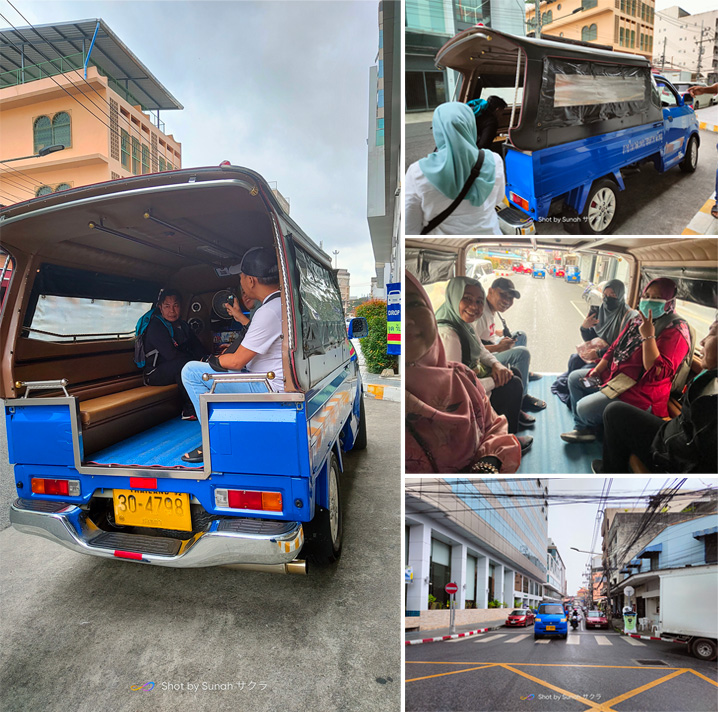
left=405, top=270, right=520, bottom=475
left=143, top=288, right=206, bottom=420
left=593, top=319, right=717, bottom=474
left=561, top=278, right=691, bottom=444
left=181, top=247, right=284, bottom=463
left=467, top=95, right=507, bottom=150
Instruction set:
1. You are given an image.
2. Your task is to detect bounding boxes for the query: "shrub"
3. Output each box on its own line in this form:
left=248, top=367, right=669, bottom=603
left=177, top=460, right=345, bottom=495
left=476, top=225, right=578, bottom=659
left=355, top=299, right=399, bottom=374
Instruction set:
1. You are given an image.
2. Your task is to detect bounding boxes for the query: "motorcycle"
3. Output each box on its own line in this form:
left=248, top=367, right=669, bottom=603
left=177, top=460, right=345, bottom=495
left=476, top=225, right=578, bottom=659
left=570, top=613, right=580, bottom=631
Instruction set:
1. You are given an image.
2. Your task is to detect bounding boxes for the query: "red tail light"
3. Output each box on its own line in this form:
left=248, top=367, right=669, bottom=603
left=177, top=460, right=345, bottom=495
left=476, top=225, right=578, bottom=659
left=31, top=478, right=80, bottom=496
left=215, top=489, right=282, bottom=512
left=510, top=192, right=530, bottom=211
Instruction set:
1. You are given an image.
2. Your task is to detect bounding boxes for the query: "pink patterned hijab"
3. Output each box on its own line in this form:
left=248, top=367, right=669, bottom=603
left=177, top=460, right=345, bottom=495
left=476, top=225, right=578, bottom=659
left=405, top=271, right=520, bottom=474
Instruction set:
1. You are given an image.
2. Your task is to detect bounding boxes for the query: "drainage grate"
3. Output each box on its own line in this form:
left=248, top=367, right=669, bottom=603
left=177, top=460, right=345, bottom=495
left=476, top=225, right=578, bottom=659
left=635, top=659, right=668, bottom=666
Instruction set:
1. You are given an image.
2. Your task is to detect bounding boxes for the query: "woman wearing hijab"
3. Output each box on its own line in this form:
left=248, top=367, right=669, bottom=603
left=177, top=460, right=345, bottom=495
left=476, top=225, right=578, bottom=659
left=561, top=278, right=692, bottom=443
left=405, top=271, right=521, bottom=474
left=405, top=102, right=506, bottom=236
left=551, top=280, right=637, bottom=406
left=435, top=277, right=534, bottom=451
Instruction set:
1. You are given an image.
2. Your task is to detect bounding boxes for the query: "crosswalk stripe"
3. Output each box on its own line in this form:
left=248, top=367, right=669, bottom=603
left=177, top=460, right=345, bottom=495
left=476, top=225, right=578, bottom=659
left=505, top=635, right=531, bottom=644
left=474, top=634, right=506, bottom=643
left=566, top=637, right=580, bottom=645
left=621, top=636, right=646, bottom=646
left=594, top=636, right=612, bottom=646
left=535, top=639, right=551, bottom=644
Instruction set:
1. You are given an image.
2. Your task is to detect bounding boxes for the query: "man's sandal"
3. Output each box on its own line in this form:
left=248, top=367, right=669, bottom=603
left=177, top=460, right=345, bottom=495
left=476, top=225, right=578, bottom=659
left=522, top=395, right=547, bottom=411
left=181, top=447, right=203, bottom=463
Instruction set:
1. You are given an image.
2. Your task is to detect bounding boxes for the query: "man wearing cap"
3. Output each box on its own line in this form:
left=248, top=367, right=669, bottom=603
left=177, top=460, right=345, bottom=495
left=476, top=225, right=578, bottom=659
left=474, top=277, right=546, bottom=413
left=180, top=246, right=284, bottom=463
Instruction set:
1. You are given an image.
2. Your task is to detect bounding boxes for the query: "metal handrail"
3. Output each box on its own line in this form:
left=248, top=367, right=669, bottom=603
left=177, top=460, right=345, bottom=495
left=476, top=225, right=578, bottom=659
left=202, top=371, right=277, bottom=393
left=21, top=326, right=133, bottom=341
left=15, top=378, right=70, bottom=397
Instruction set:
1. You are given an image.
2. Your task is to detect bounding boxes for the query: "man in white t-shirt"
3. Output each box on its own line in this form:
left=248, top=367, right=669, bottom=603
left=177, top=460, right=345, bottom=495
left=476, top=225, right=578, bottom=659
left=181, top=246, right=284, bottom=463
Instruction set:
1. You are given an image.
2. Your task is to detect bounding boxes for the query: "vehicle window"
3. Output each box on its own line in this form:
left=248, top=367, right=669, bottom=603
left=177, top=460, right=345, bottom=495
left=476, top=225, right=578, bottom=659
left=293, top=246, right=346, bottom=356
left=655, top=79, right=679, bottom=108
left=21, top=263, right=158, bottom=343
left=0, top=250, right=13, bottom=316
left=588, top=610, right=601, bottom=616
left=539, top=603, right=564, bottom=615
left=510, top=610, right=525, bottom=615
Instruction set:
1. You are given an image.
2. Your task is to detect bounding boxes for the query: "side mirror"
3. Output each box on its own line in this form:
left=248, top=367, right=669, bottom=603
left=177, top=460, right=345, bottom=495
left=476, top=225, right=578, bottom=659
left=678, top=93, right=687, bottom=107
left=348, top=317, right=368, bottom=339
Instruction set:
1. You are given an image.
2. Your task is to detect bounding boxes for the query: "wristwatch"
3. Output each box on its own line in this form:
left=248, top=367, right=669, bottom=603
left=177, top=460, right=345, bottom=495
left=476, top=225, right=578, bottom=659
left=469, top=459, right=500, bottom=474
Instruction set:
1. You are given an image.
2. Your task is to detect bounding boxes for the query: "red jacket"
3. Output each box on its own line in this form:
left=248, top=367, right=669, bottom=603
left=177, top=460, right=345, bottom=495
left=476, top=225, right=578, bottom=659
left=601, top=320, right=691, bottom=418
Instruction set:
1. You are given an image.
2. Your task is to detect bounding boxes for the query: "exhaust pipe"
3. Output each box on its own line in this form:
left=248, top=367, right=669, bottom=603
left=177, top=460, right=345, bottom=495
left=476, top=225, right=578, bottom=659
left=222, top=559, right=307, bottom=575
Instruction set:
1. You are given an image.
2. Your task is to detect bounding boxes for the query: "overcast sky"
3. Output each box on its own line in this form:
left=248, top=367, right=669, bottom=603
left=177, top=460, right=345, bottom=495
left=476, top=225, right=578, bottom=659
left=547, top=477, right=718, bottom=596
left=655, top=0, right=717, bottom=13
left=3, top=0, right=380, bottom=297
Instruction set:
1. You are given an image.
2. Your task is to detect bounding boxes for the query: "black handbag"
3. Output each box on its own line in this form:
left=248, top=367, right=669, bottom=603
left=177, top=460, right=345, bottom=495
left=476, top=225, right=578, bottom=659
left=420, top=150, right=485, bottom=235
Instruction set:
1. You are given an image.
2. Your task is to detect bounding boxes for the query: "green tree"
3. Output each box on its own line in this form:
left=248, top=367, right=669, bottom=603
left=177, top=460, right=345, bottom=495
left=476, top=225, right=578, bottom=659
left=355, top=299, right=399, bottom=374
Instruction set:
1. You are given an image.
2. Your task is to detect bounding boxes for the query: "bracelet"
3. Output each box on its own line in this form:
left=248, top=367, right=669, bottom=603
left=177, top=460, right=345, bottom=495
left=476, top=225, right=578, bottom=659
left=469, top=460, right=499, bottom=474
left=641, top=335, right=656, bottom=342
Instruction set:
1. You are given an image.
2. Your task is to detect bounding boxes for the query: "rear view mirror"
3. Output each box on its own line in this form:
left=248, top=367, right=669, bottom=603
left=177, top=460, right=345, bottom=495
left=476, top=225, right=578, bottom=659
left=348, top=317, right=368, bottom=339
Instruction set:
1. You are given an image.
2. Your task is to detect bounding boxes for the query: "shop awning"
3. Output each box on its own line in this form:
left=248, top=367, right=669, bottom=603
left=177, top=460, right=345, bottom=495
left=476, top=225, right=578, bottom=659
left=692, top=526, right=717, bottom=539
left=637, top=543, right=662, bottom=557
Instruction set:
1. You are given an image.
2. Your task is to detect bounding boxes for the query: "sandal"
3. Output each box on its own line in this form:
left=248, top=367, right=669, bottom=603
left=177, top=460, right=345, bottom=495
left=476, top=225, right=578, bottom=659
left=528, top=372, right=543, bottom=382
left=522, top=395, right=547, bottom=411
left=712, top=203, right=718, bottom=219
left=181, top=447, right=203, bottom=463
left=518, top=411, right=536, bottom=427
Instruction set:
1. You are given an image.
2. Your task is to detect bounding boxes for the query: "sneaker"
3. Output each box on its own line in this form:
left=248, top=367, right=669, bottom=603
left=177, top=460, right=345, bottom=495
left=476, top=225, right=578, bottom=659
left=181, top=410, right=197, bottom=421
left=560, top=429, right=596, bottom=443
left=591, top=459, right=603, bottom=474
left=517, top=435, right=533, bottom=455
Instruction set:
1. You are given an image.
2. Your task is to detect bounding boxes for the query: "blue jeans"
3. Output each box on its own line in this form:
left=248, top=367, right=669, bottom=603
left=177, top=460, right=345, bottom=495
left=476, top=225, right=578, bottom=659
left=496, top=337, right=530, bottom=396
left=181, top=361, right=268, bottom=426
left=568, top=368, right=611, bottom=431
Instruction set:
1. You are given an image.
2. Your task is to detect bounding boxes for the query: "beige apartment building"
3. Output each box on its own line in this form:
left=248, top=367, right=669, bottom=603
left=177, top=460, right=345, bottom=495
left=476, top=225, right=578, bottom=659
left=526, top=0, right=656, bottom=60
left=0, top=20, right=182, bottom=205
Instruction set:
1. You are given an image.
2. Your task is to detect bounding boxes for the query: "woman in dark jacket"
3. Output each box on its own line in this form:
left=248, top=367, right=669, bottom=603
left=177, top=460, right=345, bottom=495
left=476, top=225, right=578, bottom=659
left=593, top=319, right=716, bottom=474
left=143, top=289, right=206, bottom=419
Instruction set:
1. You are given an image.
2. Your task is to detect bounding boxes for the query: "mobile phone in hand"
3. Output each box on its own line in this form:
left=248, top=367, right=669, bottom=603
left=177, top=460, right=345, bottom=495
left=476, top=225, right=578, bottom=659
left=582, top=376, right=601, bottom=388
left=588, top=305, right=599, bottom=317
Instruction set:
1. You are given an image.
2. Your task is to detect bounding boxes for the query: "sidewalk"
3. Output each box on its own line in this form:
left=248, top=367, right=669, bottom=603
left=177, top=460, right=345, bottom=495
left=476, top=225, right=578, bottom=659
left=683, top=104, right=718, bottom=234
left=405, top=613, right=510, bottom=646
left=352, top=339, right=401, bottom=402
left=695, top=103, right=718, bottom=134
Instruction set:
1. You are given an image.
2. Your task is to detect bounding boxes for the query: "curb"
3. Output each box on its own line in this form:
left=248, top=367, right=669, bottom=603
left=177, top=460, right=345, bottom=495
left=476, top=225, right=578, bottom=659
left=622, top=631, right=687, bottom=645
left=682, top=193, right=718, bottom=235
left=698, top=120, right=718, bottom=134
left=365, top=383, right=401, bottom=402
left=405, top=624, right=505, bottom=646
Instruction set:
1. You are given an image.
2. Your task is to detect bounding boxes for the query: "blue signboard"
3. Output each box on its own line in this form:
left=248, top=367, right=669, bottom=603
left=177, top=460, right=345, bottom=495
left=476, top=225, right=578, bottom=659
left=386, top=282, right=400, bottom=356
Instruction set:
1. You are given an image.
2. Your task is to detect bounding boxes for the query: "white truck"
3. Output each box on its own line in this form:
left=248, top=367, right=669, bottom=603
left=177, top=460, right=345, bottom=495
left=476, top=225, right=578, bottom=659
left=658, top=567, right=717, bottom=662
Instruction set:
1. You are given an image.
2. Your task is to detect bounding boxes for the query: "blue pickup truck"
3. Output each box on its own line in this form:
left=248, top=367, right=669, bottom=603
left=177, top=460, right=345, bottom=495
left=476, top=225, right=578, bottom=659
left=436, top=28, right=701, bottom=234
left=0, top=166, right=368, bottom=573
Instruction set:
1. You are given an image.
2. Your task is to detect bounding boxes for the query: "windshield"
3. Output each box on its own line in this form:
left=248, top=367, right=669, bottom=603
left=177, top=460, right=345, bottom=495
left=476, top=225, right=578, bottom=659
left=540, top=604, right=564, bottom=615
left=588, top=611, right=602, bottom=617
left=510, top=610, right=527, bottom=616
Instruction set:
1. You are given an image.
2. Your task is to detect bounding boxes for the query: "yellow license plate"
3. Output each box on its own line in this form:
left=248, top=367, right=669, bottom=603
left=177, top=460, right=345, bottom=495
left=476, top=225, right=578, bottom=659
left=113, top=490, right=192, bottom=531
left=546, top=626, right=556, bottom=631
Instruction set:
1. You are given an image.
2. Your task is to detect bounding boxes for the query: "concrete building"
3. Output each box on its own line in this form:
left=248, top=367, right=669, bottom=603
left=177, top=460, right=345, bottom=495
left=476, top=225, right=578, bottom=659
left=545, top=538, right=567, bottom=602
left=0, top=20, right=182, bottom=205
left=526, top=0, right=656, bottom=60
left=405, top=478, right=549, bottom=614
left=336, top=268, right=351, bottom=315
left=653, top=6, right=718, bottom=83
left=406, top=0, right=525, bottom=113
left=367, top=1, right=401, bottom=301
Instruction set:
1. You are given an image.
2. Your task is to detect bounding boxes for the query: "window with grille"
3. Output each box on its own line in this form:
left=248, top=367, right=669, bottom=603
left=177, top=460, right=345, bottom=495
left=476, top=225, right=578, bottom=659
left=159, top=156, right=166, bottom=172
left=52, top=112, right=71, bottom=148
left=121, top=130, right=130, bottom=169
left=54, top=183, right=71, bottom=192
left=131, top=137, right=140, bottom=175
left=35, top=185, right=53, bottom=197
left=141, top=144, right=150, bottom=174
left=33, top=116, right=52, bottom=153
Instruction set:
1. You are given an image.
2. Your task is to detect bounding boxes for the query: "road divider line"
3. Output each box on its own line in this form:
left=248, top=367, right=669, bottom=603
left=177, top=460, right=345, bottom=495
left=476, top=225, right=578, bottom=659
left=594, top=636, right=612, bottom=646
left=687, top=669, right=718, bottom=688
left=594, top=668, right=687, bottom=712
left=499, top=664, right=604, bottom=710
left=406, top=663, right=497, bottom=683
left=474, top=634, right=506, bottom=643
left=505, top=634, right=531, bottom=644
left=566, top=637, right=580, bottom=645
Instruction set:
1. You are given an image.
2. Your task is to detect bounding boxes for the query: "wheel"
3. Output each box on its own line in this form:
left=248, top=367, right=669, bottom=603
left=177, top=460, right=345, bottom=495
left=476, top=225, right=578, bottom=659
left=691, top=638, right=717, bottom=661
left=352, top=394, right=367, bottom=450
left=534, top=633, right=539, bottom=640
left=579, top=179, right=619, bottom=235
left=304, top=454, right=343, bottom=566
left=562, top=634, right=567, bottom=640
left=679, top=135, right=699, bottom=174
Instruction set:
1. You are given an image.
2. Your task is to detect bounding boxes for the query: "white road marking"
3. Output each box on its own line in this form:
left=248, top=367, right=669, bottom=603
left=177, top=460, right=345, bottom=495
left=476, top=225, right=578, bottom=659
left=535, top=639, right=551, bottom=644
left=474, top=634, right=506, bottom=643
left=594, top=636, right=612, bottom=646
left=570, top=300, right=588, bottom=318
left=505, top=634, right=531, bottom=644
left=621, top=637, right=646, bottom=646
left=566, top=637, right=580, bottom=645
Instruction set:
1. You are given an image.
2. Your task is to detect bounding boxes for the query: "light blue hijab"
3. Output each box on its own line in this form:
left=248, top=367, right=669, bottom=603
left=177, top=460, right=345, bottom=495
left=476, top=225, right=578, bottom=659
left=418, top=102, right=497, bottom=208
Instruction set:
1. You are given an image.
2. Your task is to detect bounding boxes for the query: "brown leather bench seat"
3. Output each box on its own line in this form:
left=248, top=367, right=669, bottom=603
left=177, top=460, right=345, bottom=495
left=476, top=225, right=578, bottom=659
left=79, top=384, right=181, bottom=456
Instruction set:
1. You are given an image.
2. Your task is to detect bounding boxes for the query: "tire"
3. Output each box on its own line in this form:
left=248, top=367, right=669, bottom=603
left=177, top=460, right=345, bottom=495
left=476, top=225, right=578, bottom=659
left=304, top=454, right=343, bottom=566
left=534, top=633, right=540, bottom=640
left=562, top=634, right=567, bottom=640
left=679, top=135, right=699, bottom=174
left=352, top=395, right=367, bottom=450
left=691, top=638, right=717, bottom=662
left=579, top=179, right=619, bottom=235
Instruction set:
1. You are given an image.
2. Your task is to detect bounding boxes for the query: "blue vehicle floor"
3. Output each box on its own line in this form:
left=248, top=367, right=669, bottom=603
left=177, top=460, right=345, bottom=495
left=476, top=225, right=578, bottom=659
left=517, top=377, right=602, bottom=474
left=87, top=418, right=203, bottom=470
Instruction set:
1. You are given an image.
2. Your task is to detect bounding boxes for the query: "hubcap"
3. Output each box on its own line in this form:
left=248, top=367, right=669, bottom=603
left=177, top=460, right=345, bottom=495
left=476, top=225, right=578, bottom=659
left=587, top=188, right=616, bottom=232
left=690, top=140, right=697, bottom=167
left=328, top=464, right=339, bottom=544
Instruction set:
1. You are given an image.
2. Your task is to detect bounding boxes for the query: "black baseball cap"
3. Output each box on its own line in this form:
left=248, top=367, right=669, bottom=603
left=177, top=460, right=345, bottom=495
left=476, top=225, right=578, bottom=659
left=240, top=246, right=279, bottom=280
left=491, top=277, right=520, bottom=299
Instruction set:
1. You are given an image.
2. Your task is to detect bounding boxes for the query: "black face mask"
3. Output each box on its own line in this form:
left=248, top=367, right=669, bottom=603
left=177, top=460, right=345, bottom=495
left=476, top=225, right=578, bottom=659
left=604, top=296, right=620, bottom=310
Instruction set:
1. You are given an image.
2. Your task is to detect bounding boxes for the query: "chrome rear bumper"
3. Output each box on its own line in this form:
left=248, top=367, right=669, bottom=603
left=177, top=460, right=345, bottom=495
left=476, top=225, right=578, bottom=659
left=10, top=498, right=305, bottom=572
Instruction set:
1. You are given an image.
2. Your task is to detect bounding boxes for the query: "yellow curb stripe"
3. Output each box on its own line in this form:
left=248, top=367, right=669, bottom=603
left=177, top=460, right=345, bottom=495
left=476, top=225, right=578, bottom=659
left=682, top=228, right=701, bottom=235
left=405, top=661, right=684, bottom=670
left=406, top=663, right=496, bottom=683
left=594, top=668, right=687, bottom=712
left=699, top=201, right=716, bottom=215
left=499, top=663, right=603, bottom=710
left=687, top=668, right=718, bottom=687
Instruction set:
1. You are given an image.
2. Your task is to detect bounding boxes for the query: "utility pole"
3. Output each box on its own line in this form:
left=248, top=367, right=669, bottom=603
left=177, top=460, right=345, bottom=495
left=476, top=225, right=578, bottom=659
left=695, top=21, right=710, bottom=77
left=332, top=250, right=339, bottom=269
left=660, top=36, right=667, bottom=71
left=534, top=0, right=541, bottom=39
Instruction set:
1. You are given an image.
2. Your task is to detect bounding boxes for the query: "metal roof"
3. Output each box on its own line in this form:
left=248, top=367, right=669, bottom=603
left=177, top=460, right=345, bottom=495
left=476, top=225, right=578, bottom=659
left=0, top=19, right=183, bottom=110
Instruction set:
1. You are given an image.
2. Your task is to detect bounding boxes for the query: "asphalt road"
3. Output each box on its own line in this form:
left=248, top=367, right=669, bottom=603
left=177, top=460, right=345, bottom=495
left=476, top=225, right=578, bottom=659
left=405, top=121, right=717, bottom=235
left=0, top=397, right=400, bottom=712
left=406, top=625, right=718, bottom=712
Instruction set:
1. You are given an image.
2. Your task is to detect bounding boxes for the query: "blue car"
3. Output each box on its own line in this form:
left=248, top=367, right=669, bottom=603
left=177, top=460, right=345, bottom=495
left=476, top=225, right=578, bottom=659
left=532, top=263, right=546, bottom=279
left=436, top=29, right=701, bottom=235
left=565, top=266, right=580, bottom=283
left=534, top=602, right=568, bottom=639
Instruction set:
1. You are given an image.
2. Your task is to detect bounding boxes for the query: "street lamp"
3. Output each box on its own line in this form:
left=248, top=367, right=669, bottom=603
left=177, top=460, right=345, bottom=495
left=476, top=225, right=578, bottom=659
left=1, top=144, right=65, bottom=163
